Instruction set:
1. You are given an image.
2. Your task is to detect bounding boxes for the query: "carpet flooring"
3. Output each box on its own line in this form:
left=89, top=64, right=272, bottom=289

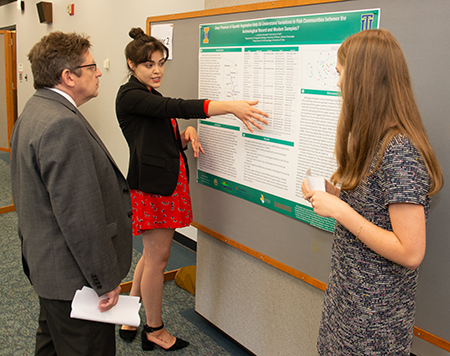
left=0, top=147, right=254, bottom=355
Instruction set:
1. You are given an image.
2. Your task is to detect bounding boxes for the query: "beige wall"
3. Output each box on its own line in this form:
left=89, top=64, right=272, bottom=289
left=0, top=0, right=205, bottom=174
left=0, top=0, right=258, bottom=173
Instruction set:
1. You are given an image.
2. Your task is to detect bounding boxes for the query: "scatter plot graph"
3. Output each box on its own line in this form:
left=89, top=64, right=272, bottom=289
left=303, top=50, right=339, bottom=89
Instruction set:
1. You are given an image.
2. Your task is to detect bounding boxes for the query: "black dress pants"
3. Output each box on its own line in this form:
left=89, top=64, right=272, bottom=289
left=35, top=297, right=115, bottom=356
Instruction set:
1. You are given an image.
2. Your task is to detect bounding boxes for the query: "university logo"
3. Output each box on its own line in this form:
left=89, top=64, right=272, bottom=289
left=361, top=14, right=375, bottom=31
left=203, top=27, right=210, bottom=44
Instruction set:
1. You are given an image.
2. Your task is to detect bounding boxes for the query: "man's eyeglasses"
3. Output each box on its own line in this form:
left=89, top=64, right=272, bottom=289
left=76, top=63, right=97, bottom=71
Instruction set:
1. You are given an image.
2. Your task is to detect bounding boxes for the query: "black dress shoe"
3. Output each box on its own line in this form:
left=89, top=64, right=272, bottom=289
left=141, top=323, right=189, bottom=351
left=165, top=337, right=189, bottom=351
left=119, top=328, right=137, bottom=343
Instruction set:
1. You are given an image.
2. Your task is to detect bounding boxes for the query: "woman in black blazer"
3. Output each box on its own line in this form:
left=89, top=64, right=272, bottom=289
left=116, top=27, right=268, bottom=351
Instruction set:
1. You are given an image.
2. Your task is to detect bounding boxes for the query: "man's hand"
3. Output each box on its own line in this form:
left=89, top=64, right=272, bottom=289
left=98, top=285, right=121, bottom=312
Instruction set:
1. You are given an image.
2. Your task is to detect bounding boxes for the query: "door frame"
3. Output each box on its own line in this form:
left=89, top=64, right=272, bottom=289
left=0, top=28, right=17, bottom=214
left=0, top=30, right=17, bottom=152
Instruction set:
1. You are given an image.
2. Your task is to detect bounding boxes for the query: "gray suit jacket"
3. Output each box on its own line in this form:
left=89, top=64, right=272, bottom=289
left=10, top=89, right=133, bottom=301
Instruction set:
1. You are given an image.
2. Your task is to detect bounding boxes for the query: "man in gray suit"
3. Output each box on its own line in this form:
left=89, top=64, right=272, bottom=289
left=10, top=32, right=132, bottom=355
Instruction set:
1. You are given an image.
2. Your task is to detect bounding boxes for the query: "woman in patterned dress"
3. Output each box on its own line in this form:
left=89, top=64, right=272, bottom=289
left=116, top=28, right=268, bottom=351
left=302, top=29, right=444, bottom=355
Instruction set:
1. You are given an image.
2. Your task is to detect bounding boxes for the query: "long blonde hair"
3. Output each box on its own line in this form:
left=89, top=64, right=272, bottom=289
left=331, top=29, right=443, bottom=195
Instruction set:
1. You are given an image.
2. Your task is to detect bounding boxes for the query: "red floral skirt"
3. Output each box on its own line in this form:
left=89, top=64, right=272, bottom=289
left=130, top=154, right=192, bottom=235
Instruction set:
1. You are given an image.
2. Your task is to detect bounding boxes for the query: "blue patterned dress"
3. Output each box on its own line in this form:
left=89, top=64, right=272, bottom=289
left=317, top=133, right=430, bottom=355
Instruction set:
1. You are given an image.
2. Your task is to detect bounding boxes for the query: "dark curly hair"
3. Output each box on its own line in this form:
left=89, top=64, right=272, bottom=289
left=125, top=27, right=169, bottom=73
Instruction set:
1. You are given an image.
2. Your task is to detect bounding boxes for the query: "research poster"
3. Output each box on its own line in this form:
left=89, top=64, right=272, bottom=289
left=196, top=9, right=380, bottom=232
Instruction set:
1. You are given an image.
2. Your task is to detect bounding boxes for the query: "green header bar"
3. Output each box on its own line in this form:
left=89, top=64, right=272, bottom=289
left=242, top=133, right=294, bottom=147
left=200, top=9, right=379, bottom=47
left=200, top=48, right=242, bottom=53
left=301, top=89, right=341, bottom=97
left=199, top=120, right=240, bottom=131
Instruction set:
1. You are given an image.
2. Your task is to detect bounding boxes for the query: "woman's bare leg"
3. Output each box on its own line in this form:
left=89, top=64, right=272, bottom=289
left=120, top=254, right=145, bottom=331
left=140, top=228, right=177, bottom=348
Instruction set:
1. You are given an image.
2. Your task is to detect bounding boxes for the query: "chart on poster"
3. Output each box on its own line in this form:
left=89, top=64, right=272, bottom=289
left=196, top=9, right=380, bottom=231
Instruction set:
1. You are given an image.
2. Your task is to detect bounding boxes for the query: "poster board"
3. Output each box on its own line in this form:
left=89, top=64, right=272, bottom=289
left=195, top=9, right=379, bottom=232
left=148, top=0, right=450, bottom=350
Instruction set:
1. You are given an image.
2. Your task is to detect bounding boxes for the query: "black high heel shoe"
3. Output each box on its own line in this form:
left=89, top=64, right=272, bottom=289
left=119, top=327, right=137, bottom=343
left=141, top=323, right=189, bottom=351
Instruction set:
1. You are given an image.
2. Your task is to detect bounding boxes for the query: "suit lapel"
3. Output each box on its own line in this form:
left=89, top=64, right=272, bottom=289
left=36, top=89, right=120, bottom=169
left=74, top=110, right=120, bottom=167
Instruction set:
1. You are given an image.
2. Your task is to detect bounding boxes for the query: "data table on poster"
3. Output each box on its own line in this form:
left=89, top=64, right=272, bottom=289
left=196, top=9, right=379, bottom=231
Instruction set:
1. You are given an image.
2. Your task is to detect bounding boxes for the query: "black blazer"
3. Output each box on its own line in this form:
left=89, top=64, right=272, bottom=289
left=116, top=76, right=208, bottom=196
